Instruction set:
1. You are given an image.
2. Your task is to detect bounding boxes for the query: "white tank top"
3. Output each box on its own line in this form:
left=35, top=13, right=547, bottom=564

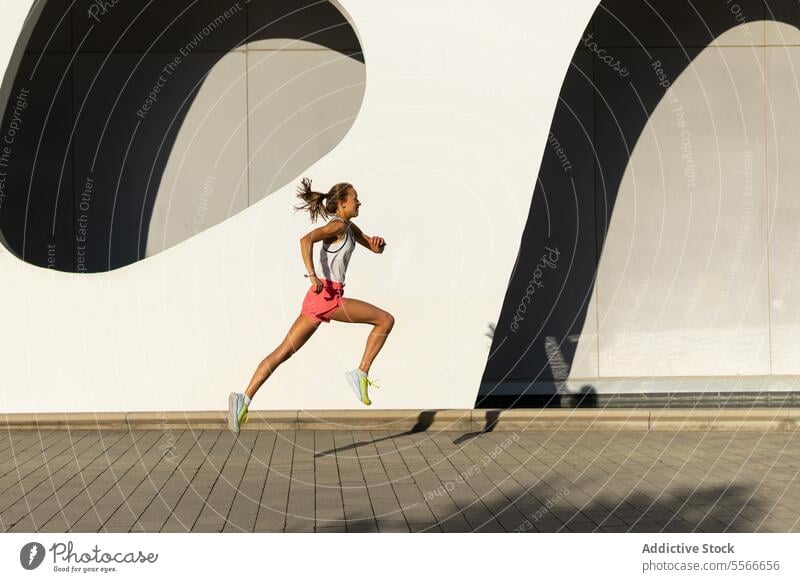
left=313, top=217, right=356, bottom=285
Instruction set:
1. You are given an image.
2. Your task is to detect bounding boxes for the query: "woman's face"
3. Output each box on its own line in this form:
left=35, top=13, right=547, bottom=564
left=341, top=187, right=361, bottom=218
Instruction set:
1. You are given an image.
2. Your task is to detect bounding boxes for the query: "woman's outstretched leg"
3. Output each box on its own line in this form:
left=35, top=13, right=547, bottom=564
left=328, top=297, right=395, bottom=374
left=229, top=314, right=320, bottom=434
left=244, top=313, right=321, bottom=399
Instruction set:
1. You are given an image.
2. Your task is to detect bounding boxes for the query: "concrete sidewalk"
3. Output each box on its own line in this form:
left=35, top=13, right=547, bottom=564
left=0, top=427, right=798, bottom=532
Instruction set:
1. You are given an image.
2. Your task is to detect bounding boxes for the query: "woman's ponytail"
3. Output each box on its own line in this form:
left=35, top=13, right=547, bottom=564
left=294, top=177, right=328, bottom=223
left=293, top=177, right=354, bottom=222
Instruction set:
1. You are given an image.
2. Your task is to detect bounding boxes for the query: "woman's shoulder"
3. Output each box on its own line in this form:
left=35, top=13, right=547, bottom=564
left=328, top=216, right=353, bottom=230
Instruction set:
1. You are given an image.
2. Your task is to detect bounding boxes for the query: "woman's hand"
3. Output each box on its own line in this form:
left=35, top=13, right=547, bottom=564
left=369, top=236, right=386, bottom=254
left=309, top=275, right=323, bottom=293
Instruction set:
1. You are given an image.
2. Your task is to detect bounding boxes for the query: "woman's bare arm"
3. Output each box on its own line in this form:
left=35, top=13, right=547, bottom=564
left=299, top=221, right=347, bottom=280
left=350, top=222, right=386, bottom=253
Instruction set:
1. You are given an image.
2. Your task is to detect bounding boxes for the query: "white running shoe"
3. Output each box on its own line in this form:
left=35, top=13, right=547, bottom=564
left=228, top=392, right=249, bottom=435
left=344, top=369, right=379, bottom=406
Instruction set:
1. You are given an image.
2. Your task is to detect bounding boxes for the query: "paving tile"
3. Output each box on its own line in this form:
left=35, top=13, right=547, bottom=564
left=0, top=429, right=798, bottom=533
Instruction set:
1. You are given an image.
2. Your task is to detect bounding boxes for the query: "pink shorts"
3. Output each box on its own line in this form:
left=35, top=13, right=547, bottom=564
left=301, top=278, right=345, bottom=323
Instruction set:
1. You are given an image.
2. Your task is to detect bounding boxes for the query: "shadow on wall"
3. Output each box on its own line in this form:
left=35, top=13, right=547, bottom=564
left=0, top=0, right=364, bottom=272
left=478, top=0, right=799, bottom=407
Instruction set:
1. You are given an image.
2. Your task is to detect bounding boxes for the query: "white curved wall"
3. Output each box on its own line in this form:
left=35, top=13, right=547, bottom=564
left=0, top=0, right=596, bottom=412
left=4, top=2, right=800, bottom=412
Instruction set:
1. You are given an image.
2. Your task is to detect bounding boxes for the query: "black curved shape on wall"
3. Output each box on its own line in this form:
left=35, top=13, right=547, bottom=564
left=0, top=0, right=362, bottom=272
left=477, top=0, right=794, bottom=407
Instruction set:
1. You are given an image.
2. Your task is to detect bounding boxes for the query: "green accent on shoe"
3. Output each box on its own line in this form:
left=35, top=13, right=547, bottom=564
left=228, top=392, right=247, bottom=435
left=358, top=374, right=381, bottom=405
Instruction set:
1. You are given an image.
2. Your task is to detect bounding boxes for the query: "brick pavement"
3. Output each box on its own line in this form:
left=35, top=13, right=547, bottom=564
left=0, top=428, right=798, bottom=532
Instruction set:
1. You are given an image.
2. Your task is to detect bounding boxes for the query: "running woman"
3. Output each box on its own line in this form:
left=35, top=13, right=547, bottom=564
left=227, top=178, right=394, bottom=434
